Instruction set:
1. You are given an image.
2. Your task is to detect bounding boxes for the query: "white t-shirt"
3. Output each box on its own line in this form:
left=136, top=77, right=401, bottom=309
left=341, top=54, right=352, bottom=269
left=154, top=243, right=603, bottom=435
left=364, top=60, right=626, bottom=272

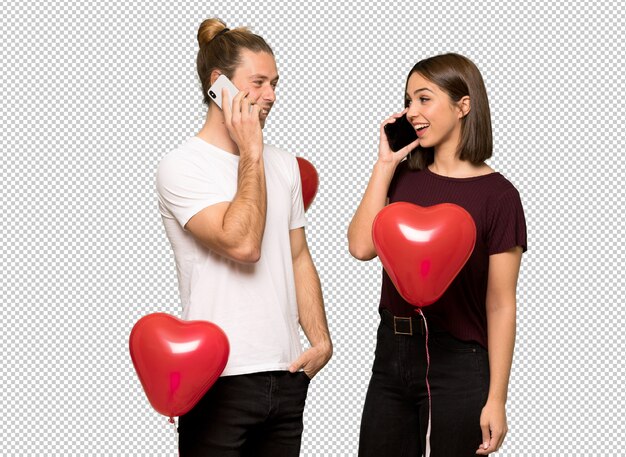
left=156, top=137, right=306, bottom=376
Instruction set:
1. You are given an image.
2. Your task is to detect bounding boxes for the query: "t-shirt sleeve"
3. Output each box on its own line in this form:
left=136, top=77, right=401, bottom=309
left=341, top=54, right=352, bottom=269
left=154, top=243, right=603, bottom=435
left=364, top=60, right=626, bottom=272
left=487, top=187, right=528, bottom=255
left=289, top=156, right=307, bottom=230
left=387, top=160, right=408, bottom=200
left=156, top=154, right=230, bottom=229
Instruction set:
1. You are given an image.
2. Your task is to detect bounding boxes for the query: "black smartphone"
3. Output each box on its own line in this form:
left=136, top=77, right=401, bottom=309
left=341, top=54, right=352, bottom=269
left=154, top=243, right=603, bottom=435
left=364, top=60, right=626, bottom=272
left=384, top=114, right=418, bottom=152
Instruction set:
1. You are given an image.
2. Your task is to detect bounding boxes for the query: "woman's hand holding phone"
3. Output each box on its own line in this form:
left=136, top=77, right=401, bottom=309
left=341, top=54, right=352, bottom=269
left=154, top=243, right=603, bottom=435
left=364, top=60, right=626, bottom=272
left=379, top=109, right=420, bottom=166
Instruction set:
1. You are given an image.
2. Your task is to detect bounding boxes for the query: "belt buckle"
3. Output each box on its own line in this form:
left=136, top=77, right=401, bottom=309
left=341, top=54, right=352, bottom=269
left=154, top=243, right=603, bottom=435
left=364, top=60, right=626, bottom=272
left=393, top=316, right=413, bottom=335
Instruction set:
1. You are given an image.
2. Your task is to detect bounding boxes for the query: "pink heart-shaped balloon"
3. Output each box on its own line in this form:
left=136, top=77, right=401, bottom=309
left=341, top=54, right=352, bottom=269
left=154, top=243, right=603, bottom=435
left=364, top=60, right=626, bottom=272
left=372, top=202, right=476, bottom=307
left=129, top=313, right=229, bottom=418
left=296, top=157, right=319, bottom=211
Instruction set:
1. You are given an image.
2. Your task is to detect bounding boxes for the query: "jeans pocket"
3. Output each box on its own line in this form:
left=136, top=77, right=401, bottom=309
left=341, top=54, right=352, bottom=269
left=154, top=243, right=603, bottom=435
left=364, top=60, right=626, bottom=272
left=372, top=322, right=399, bottom=376
left=430, top=332, right=484, bottom=353
left=299, top=371, right=311, bottom=384
left=429, top=333, right=489, bottom=391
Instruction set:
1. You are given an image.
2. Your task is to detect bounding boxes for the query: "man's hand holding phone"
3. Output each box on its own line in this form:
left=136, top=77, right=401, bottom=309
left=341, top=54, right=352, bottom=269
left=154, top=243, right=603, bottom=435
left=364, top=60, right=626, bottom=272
left=220, top=82, right=263, bottom=160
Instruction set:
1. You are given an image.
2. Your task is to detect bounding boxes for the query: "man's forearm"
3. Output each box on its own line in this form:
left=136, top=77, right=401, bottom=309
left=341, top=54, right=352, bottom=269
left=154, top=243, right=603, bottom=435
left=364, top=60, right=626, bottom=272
left=294, top=251, right=331, bottom=349
left=223, top=154, right=267, bottom=255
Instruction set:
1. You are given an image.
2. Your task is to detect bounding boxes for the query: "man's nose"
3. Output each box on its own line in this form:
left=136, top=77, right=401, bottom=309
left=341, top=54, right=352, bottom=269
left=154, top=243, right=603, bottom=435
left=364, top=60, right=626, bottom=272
left=263, top=85, right=276, bottom=103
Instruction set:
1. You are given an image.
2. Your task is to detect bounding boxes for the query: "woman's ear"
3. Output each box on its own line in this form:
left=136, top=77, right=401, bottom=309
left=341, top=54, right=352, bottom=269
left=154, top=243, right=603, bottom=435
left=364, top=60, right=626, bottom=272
left=458, top=96, right=471, bottom=118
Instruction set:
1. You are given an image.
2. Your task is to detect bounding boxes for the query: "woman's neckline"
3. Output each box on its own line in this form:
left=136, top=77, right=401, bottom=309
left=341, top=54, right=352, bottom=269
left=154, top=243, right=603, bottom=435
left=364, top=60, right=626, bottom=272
left=423, top=165, right=499, bottom=182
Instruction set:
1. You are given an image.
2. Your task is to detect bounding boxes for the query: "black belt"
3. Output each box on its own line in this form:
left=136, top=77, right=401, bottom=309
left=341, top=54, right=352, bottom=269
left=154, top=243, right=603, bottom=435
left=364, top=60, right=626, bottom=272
left=380, top=308, right=425, bottom=336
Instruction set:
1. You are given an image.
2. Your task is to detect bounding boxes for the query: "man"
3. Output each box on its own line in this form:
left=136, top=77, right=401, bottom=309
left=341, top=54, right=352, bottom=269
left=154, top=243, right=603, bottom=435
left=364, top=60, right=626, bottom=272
left=156, top=18, right=332, bottom=456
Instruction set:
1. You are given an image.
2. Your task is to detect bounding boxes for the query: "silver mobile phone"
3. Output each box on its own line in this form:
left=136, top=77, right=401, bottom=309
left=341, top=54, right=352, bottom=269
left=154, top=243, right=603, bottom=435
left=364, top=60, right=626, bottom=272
left=207, top=75, right=240, bottom=109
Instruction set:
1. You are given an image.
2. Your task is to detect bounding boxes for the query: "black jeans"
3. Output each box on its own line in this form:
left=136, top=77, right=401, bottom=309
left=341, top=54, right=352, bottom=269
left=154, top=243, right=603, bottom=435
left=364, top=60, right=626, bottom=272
left=178, top=370, right=310, bottom=457
left=359, top=310, right=490, bottom=457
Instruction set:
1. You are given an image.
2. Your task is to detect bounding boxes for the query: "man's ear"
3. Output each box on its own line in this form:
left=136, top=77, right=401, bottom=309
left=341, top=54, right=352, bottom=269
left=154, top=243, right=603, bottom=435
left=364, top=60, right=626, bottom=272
left=458, top=96, right=471, bottom=118
left=210, top=69, right=222, bottom=86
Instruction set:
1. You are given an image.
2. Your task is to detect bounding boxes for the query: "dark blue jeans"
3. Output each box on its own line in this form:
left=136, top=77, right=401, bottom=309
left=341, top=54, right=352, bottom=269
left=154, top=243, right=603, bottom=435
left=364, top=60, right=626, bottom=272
left=359, top=310, right=490, bottom=457
left=178, top=370, right=310, bottom=456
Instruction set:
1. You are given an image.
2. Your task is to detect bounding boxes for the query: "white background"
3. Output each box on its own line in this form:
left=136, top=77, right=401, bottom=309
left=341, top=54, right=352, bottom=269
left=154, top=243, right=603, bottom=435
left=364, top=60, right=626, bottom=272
left=2, top=1, right=625, bottom=455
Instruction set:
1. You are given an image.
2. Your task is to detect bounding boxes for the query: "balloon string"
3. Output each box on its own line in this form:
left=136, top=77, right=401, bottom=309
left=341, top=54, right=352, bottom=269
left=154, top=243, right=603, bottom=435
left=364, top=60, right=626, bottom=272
left=169, top=417, right=179, bottom=456
left=417, top=308, right=432, bottom=457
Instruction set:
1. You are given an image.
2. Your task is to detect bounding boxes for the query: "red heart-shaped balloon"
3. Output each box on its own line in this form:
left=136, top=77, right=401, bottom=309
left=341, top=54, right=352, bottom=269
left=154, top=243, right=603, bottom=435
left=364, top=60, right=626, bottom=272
left=296, top=157, right=319, bottom=211
left=372, top=202, right=476, bottom=307
left=129, top=313, right=229, bottom=419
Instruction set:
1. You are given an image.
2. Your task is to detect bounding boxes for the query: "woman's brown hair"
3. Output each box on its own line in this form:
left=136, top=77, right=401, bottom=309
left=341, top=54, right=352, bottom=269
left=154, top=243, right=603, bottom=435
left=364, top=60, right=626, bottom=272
left=196, top=18, right=274, bottom=106
left=405, top=53, right=493, bottom=170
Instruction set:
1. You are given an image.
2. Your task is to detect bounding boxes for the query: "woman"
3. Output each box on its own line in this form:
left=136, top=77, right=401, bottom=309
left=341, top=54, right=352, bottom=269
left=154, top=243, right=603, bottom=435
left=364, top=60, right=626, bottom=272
left=348, top=53, right=527, bottom=456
